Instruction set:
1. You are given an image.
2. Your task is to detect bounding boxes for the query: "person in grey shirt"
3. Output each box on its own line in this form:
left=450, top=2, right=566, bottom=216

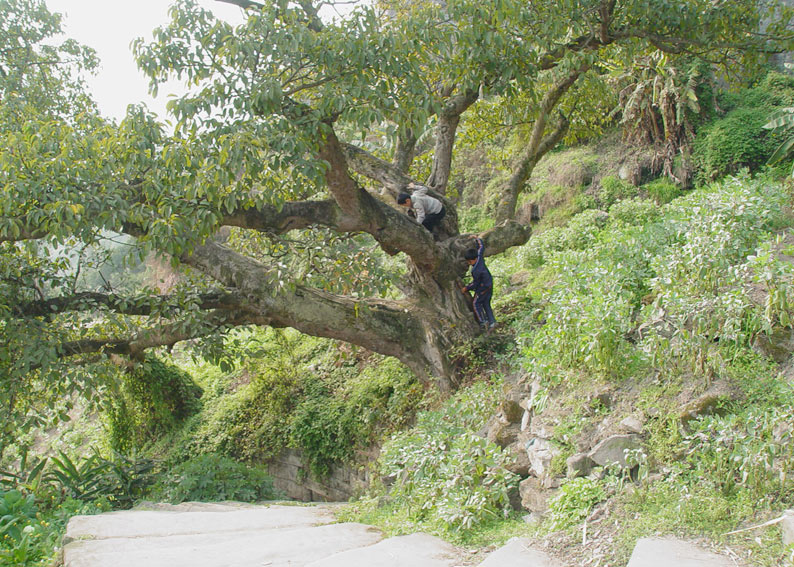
left=397, top=182, right=446, bottom=233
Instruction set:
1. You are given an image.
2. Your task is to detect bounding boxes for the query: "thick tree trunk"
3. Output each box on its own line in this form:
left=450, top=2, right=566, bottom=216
left=183, top=239, right=479, bottom=391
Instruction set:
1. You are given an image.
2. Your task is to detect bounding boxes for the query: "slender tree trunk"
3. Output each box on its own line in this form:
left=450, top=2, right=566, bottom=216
left=426, top=90, right=479, bottom=194
left=392, top=129, right=417, bottom=174
left=495, top=68, right=585, bottom=222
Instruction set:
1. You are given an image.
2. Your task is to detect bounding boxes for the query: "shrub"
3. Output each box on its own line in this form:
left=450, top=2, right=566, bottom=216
left=107, top=356, right=202, bottom=453
left=359, top=381, right=515, bottom=534
left=598, top=175, right=638, bottom=208
left=679, top=407, right=794, bottom=503
left=546, top=477, right=606, bottom=531
left=42, top=450, right=155, bottom=508
left=693, top=107, right=776, bottom=183
left=147, top=454, right=278, bottom=503
left=291, top=359, right=422, bottom=478
left=642, top=178, right=682, bottom=204
left=608, top=198, right=660, bottom=226
left=184, top=367, right=301, bottom=464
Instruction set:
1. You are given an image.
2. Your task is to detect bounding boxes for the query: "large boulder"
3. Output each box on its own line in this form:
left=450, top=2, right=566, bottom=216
left=486, top=421, right=521, bottom=448
left=587, top=434, right=642, bottom=469
left=505, top=441, right=532, bottom=477
left=566, top=453, right=595, bottom=478
left=519, top=477, right=556, bottom=514
left=526, top=438, right=561, bottom=477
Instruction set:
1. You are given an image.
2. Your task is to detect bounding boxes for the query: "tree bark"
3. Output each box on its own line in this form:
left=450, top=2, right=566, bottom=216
left=495, top=67, right=585, bottom=222
left=426, top=89, right=480, bottom=195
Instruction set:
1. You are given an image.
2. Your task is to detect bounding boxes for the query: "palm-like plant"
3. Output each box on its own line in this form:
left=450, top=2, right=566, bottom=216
left=615, top=54, right=708, bottom=187
left=764, top=106, right=794, bottom=177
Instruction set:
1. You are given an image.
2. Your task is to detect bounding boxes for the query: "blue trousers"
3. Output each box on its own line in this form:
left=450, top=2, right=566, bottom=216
left=472, top=287, right=495, bottom=326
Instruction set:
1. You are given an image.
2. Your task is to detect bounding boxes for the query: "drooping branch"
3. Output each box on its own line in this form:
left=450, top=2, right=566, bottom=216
left=446, top=221, right=532, bottom=260
left=180, top=239, right=452, bottom=383
left=223, top=199, right=354, bottom=234
left=341, top=142, right=414, bottom=195
left=15, top=290, right=241, bottom=318
left=44, top=308, right=257, bottom=368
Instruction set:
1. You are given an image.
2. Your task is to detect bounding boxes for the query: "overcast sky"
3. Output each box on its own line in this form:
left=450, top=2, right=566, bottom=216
left=44, top=1, right=362, bottom=123
left=45, top=1, right=244, bottom=122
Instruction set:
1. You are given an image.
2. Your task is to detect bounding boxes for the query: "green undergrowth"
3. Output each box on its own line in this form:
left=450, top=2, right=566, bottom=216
left=149, top=329, right=425, bottom=479
left=340, top=378, right=520, bottom=541
left=345, top=172, right=794, bottom=565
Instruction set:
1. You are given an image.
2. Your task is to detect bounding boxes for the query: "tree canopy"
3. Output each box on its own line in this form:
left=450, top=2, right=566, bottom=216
left=1, top=0, right=793, bottom=456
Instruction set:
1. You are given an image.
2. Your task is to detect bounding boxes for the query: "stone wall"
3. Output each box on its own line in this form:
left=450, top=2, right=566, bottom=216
left=267, top=449, right=375, bottom=502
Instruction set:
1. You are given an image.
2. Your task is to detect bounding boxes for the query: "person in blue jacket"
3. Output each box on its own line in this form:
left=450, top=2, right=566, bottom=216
left=461, top=237, right=496, bottom=330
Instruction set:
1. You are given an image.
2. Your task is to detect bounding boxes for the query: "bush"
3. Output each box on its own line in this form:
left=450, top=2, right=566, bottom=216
left=290, top=358, right=422, bottom=478
left=598, top=175, right=638, bottom=208
left=147, top=454, right=278, bottom=503
left=184, top=367, right=301, bottom=464
left=608, top=198, right=660, bottom=226
left=355, top=381, right=515, bottom=535
left=107, top=356, right=202, bottom=453
left=693, top=107, right=776, bottom=183
left=546, top=477, right=606, bottom=531
left=641, top=178, right=682, bottom=204
left=678, top=407, right=794, bottom=503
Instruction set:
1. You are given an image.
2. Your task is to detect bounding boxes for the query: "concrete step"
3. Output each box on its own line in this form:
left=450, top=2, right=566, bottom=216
left=477, top=538, right=562, bottom=566
left=65, top=503, right=337, bottom=542
left=63, top=503, right=382, bottom=567
left=627, top=537, right=735, bottom=567
left=306, top=532, right=460, bottom=567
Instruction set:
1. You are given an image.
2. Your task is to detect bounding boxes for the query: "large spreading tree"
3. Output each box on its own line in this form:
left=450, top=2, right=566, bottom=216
left=2, top=0, right=793, bottom=452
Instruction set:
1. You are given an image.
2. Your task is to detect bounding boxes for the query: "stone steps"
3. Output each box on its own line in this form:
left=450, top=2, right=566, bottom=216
left=61, top=502, right=750, bottom=567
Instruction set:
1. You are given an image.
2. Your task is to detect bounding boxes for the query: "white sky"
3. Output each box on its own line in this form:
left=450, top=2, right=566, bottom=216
left=45, top=0, right=244, bottom=122
left=45, top=1, right=363, bottom=123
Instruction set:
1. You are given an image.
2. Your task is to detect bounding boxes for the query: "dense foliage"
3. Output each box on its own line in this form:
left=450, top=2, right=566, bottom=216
left=2, top=1, right=794, bottom=565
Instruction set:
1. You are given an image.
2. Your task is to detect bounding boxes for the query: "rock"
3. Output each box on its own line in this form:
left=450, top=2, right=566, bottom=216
left=519, top=477, right=556, bottom=513
left=478, top=538, right=563, bottom=567
left=526, top=438, right=561, bottom=477
left=507, top=484, right=523, bottom=511
left=620, top=416, right=644, bottom=434
left=566, top=453, right=595, bottom=478
left=529, top=417, right=555, bottom=439
left=678, top=382, right=734, bottom=425
left=487, top=421, right=521, bottom=448
left=500, top=396, right=524, bottom=424
left=541, top=476, right=561, bottom=489
left=627, top=537, right=734, bottom=566
left=522, top=513, right=542, bottom=525
left=587, top=434, right=642, bottom=469
left=782, top=509, right=794, bottom=547
left=590, top=389, right=614, bottom=410
left=505, top=441, right=531, bottom=477
left=519, top=378, right=544, bottom=411
left=520, top=409, right=531, bottom=432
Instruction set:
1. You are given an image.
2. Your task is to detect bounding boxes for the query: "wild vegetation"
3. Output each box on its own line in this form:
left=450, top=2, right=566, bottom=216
left=2, top=1, right=794, bottom=566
